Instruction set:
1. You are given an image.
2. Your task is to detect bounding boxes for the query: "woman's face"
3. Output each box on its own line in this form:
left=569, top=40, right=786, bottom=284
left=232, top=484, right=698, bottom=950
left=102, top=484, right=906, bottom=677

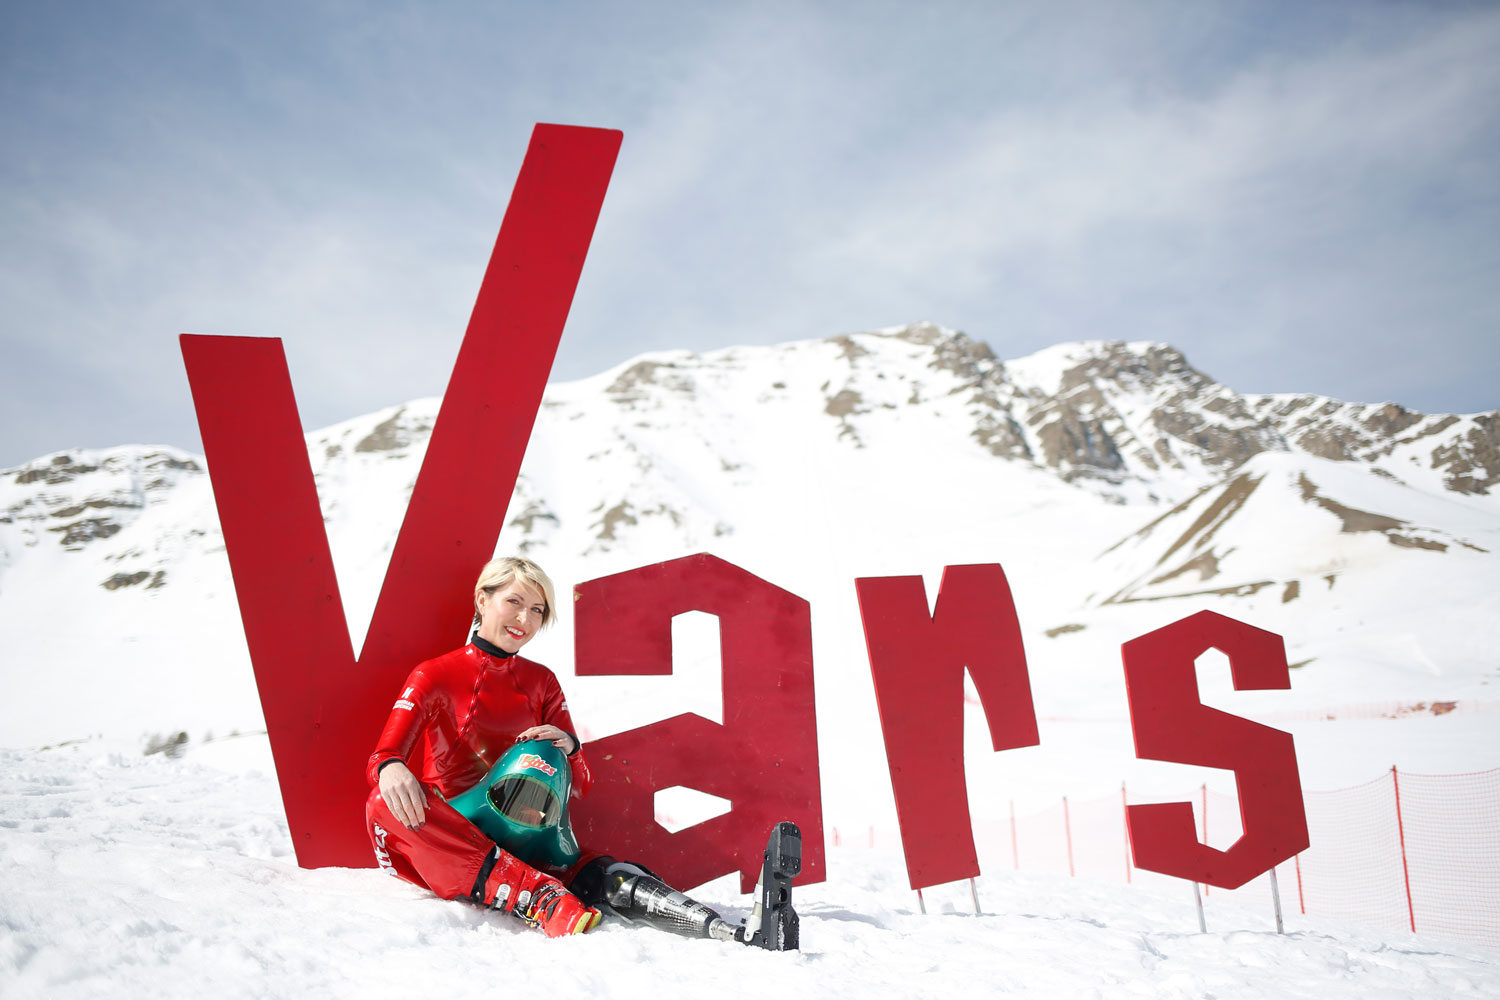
left=476, top=578, right=548, bottom=654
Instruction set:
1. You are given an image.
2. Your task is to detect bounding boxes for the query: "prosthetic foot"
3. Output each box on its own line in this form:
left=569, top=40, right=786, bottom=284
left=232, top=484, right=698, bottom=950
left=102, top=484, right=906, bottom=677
left=742, top=821, right=801, bottom=951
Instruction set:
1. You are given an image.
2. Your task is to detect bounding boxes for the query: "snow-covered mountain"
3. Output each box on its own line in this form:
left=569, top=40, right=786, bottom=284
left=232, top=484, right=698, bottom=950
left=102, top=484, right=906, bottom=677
left=2, top=324, right=1497, bottom=807
left=9, top=322, right=1494, bottom=580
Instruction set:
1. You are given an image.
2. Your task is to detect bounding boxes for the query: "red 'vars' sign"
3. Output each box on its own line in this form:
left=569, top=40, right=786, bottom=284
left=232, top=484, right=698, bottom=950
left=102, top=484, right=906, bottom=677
left=184, top=123, right=1308, bottom=900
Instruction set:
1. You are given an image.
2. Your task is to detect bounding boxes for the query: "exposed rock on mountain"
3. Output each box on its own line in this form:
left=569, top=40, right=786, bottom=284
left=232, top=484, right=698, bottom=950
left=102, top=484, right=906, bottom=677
left=1092, top=451, right=1493, bottom=607
left=1246, top=397, right=1499, bottom=495
left=1, top=448, right=203, bottom=580
left=0, top=325, right=1494, bottom=641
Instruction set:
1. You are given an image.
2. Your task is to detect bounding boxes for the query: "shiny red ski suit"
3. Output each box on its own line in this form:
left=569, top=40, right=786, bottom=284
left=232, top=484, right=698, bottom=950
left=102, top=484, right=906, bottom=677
left=364, top=642, right=596, bottom=906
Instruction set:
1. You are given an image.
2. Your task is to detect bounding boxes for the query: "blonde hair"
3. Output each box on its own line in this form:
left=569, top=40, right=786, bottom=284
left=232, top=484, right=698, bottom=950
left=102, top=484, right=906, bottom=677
left=473, top=556, right=558, bottom=630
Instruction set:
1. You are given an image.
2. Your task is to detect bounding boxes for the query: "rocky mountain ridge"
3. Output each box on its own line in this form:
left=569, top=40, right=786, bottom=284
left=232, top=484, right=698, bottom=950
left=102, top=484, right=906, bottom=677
left=3, top=324, right=1496, bottom=593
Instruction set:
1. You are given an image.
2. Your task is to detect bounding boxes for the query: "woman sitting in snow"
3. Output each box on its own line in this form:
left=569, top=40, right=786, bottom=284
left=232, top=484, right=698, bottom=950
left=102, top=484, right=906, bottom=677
left=365, top=555, right=770, bottom=942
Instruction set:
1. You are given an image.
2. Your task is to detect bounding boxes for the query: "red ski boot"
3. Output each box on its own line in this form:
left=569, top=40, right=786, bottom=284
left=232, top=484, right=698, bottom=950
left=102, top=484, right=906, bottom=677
left=484, top=848, right=602, bottom=937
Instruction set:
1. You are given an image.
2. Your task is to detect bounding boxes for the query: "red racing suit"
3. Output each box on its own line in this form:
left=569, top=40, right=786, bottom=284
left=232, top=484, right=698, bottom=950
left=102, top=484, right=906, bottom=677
left=365, top=641, right=596, bottom=906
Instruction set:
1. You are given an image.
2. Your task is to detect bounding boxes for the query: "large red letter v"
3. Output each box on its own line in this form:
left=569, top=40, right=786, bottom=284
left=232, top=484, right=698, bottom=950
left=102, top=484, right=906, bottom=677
left=180, top=124, right=621, bottom=868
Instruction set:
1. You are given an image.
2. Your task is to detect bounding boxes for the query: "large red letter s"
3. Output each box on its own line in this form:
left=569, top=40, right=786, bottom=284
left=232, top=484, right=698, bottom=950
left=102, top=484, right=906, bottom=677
left=855, top=564, right=1039, bottom=890
left=181, top=125, right=621, bottom=868
left=1123, top=610, right=1310, bottom=889
left=570, top=554, right=823, bottom=894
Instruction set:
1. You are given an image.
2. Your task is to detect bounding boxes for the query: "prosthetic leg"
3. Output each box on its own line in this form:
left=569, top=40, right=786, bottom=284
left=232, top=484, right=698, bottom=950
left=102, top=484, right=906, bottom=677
left=572, top=858, right=743, bottom=942
left=569, top=822, right=802, bottom=951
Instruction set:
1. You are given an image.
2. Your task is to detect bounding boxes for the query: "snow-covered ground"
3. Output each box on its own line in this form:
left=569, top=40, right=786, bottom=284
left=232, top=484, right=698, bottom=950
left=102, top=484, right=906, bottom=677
left=3, top=735, right=1497, bottom=1000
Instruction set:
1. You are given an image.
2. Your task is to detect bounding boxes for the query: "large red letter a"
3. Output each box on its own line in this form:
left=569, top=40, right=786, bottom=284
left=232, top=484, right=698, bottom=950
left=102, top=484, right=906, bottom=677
left=570, top=554, right=824, bottom=894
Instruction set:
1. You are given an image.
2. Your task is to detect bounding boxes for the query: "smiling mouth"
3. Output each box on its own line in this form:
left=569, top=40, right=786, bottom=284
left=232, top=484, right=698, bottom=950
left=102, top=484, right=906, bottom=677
left=505, top=626, right=526, bottom=638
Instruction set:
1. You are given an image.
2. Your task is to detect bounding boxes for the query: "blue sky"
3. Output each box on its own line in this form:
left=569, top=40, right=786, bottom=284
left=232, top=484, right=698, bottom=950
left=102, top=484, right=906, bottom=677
left=3, top=0, right=1497, bottom=468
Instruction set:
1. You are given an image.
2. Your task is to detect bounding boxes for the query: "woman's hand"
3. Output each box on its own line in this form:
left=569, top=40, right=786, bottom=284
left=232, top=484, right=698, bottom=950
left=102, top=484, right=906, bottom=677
left=515, top=725, right=576, bottom=755
left=378, top=760, right=428, bottom=831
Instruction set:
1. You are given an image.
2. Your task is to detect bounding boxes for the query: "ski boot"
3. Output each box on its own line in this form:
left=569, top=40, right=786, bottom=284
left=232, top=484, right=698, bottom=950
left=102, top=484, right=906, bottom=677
left=485, top=847, right=602, bottom=937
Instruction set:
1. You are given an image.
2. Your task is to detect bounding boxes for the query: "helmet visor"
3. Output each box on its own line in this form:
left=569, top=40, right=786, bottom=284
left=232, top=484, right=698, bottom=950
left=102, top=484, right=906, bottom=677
left=487, top=774, right=561, bottom=829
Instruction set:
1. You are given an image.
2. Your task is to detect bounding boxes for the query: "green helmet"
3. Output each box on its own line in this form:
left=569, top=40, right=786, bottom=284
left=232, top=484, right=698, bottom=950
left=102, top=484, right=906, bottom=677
left=448, top=739, right=581, bottom=870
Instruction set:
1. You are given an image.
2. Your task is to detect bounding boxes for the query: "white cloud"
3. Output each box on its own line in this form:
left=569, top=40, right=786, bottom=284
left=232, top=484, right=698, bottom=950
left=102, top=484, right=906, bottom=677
left=2, top=1, right=1497, bottom=467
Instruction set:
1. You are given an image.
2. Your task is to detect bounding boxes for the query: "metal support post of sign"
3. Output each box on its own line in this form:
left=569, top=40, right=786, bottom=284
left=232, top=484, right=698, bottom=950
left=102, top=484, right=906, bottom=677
left=1269, top=867, right=1286, bottom=934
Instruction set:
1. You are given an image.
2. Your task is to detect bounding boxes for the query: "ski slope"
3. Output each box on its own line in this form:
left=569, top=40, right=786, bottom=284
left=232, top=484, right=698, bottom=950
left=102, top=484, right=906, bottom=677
left=3, top=735, right=1497, bottom=1000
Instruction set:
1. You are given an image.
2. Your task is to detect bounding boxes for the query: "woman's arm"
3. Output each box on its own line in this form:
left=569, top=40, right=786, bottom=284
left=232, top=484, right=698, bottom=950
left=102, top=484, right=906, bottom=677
left=527, top=667, right=592, bottom=797
left=367, top=665, right=440, bottom=829
left=527, top=667, right=582, bottom=755
left=366, top=666, right=437, bottom=786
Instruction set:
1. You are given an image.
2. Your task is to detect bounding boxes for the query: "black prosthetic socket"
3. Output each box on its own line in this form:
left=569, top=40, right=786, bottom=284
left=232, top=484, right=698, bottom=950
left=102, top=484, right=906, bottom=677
left=743, top=821, right=801, bottom=951
left=572, top=858, right=739, bottom=942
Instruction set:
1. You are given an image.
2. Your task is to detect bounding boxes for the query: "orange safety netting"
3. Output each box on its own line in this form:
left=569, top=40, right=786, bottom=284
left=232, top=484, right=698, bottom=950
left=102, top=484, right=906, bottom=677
left=990, top=767, right=1500, bottom=949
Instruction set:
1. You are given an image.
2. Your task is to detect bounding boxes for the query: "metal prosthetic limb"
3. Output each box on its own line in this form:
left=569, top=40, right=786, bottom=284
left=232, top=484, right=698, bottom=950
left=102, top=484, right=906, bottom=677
left=575, top=860, right=741, bottom=942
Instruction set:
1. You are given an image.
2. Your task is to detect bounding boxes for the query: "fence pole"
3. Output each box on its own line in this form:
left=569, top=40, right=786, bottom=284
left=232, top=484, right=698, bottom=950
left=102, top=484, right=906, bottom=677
left=917, top=888, right=926, bottom=915
left=1294, top=854, right=1306, bottom=915
left=969, top=877, right=982, bottom=916
left=1193, top=881, right=1207, bottom=933
left=1201, top=782, right=1210, bottom=897
left=1010, top=798, right=1019, bottom=871
left=1391, top=765, right=1417, bottom=932
left=1121, top=781, right=1132, bottom=884
left=1269, top=866, right=1285, bottom=934
left=1063, top=795, right=1076, bottom=878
